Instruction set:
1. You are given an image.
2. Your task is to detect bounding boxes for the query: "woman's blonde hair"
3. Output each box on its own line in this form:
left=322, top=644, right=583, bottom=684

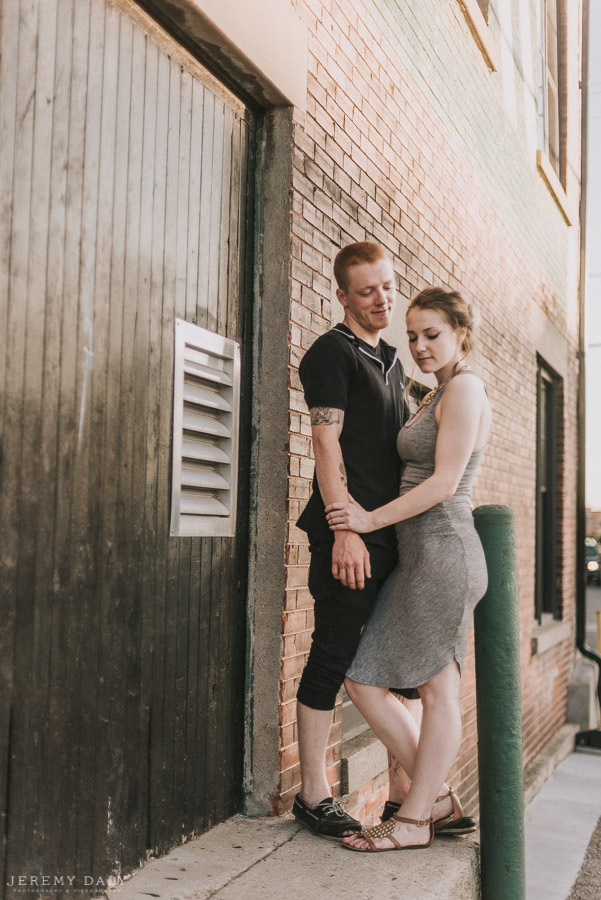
left=408, top=286, right=474, bottom=354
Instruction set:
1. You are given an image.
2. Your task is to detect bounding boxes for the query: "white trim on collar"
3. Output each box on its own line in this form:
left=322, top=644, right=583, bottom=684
left=332, top=323, right=402, bottom=386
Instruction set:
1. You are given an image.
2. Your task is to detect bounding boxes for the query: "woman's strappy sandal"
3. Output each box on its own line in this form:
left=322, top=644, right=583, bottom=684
left=433, top=787, right=464, bottom=832
left=342, top=813, right=434, bottom=853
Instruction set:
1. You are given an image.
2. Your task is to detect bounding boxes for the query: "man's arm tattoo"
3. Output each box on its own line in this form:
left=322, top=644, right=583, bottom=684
left=310, top=407, right=342, bottom=426
left=339, top=462, right=347, bottom=486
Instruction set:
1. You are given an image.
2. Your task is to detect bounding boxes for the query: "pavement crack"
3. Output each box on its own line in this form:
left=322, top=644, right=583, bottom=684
left=205, top=826, right=302, bottom=897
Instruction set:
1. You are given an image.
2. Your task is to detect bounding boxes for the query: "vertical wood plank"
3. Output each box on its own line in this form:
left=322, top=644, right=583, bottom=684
left=173, top=64, right=192, bottom=832
left=206, top=99, right=224, bottom=334
left=185, top=78, right=203, bottom=323
left=217, top=105, right=234, bottom=338
left=0, top=0, right=26, bottom=884
left=214, top=105, right=237, bottom=822
left=201, top=88, right=225, bottom=830
left=51, top=0, right=92, bottom=882
left=2, top=0, right=40, bottom=880
left=37, top=0, right=73, bottom=874
left=5, top=0, right=65, bottom=883
left=84, top=0, right=118, bottom=876
left=135, top=28, right=159, bottom=866
left=147, top=44, right=170, bottom=855
left=225, top=115, right=242, bottom=342
left=196, top=543, right=212, bottom=830
left=19, top=0, right=61, bottom=879
left=214, top=535, right=231, bottom=822
left=176, top=67, right=192, bottom=321
left=237, top=117, right=253, bottom=352
left=0, top=0, right=20, bottom=402
left=203, top=539, right=219, bottom=830
left=118, top=15, right=147, bottom=872
left=69, top=0, right=106, bottom=881
left=184, top=78, right=205, bottom=830
left=90, top=0, right=126, bottom=876
left=196, top=88, right=215, bottom=332
left=101, top=8, right=135, bottom=876
left=157, top=53, right=181, bottom=847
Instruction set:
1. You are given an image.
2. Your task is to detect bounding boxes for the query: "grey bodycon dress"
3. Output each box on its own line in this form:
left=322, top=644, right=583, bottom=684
left=346, top=372, right=488, bottom=690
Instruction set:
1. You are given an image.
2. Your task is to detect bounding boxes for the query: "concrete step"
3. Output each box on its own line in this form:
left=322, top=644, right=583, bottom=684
left=106, top=815, right=480, bottom=900
left=105, top=723, right=584, bottom=899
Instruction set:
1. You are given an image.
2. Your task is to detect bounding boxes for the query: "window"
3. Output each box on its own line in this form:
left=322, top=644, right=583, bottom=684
left=454, top=0, right=499, bottom=71
left=170, top=319, right=241, bottom=538
left=535, top=359, right=563, bottom=621
left=537, top=0, right=563, bottom=181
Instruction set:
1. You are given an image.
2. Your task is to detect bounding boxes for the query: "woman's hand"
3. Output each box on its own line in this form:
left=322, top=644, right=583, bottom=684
left=325, top=496, right=376, bottom=533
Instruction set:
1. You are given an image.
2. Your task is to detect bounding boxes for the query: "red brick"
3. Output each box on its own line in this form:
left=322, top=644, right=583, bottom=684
left=277, top=0, right=581, bottom=818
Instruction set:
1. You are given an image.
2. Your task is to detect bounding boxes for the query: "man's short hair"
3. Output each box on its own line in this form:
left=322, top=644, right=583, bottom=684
left=333, top=242, right=390, bottom=292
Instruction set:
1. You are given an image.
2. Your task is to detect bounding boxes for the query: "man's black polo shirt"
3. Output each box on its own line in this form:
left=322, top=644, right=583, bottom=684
left=297, top=322, right=408, bottom=552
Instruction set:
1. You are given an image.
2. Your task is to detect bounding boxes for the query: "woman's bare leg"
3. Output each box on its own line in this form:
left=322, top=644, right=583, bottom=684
left=344, top=680, right=421, bottom=778
left=399, top=661, right=462, bottom=821
left=388, top=696, right=453, bottom=817
left=388, top=695, right=422, bottom=804
left=344, top=660, right=462, bottom=849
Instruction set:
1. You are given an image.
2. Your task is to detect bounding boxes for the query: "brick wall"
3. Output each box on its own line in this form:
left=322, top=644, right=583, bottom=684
left=280, top=0, right=581, bottom=818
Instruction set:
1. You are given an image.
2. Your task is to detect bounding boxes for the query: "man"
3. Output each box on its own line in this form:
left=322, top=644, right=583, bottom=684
left=292, top=242, right=475, bottom=838
left=292, top=241, right=414, bottom=837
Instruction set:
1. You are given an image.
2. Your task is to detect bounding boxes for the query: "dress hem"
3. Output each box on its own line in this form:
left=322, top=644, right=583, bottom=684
left=346, top=653, right=463, bottom=691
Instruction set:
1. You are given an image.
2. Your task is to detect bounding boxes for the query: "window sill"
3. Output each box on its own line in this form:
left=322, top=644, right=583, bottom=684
left=536, top=150, right=575, bottom=225
left=456, top=0, right=500, bottom=71
left=340, top=730, right=388, bottom=795
left=531, top=615, right=572, bottom=656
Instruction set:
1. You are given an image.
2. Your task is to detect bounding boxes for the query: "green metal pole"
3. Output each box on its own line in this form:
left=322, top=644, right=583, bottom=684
left=473, top=505, right=526, bottom=900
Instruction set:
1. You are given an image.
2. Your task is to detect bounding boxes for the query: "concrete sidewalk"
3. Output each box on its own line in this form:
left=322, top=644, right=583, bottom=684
left=105, top=725, right=599, bottom=900
left=105, top=815, right=479, bottom=899
left=525, top=748, right=601, bottom=900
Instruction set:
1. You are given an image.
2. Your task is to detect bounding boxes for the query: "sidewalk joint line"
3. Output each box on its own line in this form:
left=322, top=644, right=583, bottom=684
left=204, top=825, right=303, bottom=897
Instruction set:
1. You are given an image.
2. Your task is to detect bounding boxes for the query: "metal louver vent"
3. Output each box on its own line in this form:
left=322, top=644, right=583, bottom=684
left=170, top=319, right=241, bottom=537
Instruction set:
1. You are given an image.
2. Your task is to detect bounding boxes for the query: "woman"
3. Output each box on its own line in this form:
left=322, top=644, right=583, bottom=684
left=325, top=286, right=491, bottom=852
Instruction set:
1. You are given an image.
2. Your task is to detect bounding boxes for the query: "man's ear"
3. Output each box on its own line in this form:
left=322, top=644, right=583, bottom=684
left=336, top=287, right=348, bottom=309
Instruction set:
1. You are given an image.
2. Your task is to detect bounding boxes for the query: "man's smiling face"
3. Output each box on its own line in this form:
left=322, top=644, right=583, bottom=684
left=336, top=259, right=396, bottom=342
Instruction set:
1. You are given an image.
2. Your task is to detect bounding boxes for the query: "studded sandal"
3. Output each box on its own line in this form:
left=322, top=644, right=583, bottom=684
left=380, top=789, right=475, bottom=835
left=342, top=812, right=434, bottom=853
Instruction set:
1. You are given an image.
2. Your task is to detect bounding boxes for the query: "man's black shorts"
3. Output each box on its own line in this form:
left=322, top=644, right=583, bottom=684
left=296, top=542, right=420, bottom=711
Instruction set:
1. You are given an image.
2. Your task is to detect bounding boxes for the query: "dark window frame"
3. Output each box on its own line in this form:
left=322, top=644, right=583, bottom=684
left=535, top=357, right=563, bottom=622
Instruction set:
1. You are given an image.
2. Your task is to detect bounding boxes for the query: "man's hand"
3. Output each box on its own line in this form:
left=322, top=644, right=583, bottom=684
left=307, top=405, right=371, bottom=589
left=332, top=531, right=371, bottom=590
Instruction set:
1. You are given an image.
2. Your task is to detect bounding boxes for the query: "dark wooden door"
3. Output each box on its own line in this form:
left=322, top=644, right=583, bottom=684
left=0, top=0, right=255, bottom=891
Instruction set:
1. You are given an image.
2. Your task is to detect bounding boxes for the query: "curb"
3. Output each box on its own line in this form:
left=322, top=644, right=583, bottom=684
left=105, top=815, right=479, bottom=899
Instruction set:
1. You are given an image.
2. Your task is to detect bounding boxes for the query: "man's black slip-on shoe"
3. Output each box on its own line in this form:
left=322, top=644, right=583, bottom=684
left=293, top=794, right=362, bottom=839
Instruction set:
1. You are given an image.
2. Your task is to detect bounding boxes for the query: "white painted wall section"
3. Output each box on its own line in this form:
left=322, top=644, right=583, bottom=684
left=193, top=0, right=308, bottom=111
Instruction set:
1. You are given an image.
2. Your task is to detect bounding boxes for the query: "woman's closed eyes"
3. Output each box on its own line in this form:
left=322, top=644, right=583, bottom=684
left=408, top=331, right=440, bottom=343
